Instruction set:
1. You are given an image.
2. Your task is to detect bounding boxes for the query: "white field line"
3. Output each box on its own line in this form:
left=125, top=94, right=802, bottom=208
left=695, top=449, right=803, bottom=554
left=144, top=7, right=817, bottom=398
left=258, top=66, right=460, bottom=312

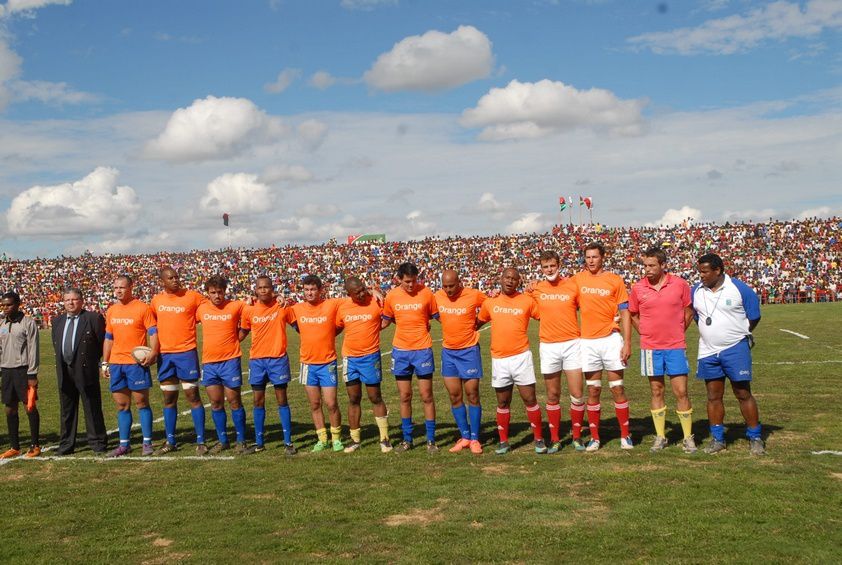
left=811, top=451, right=842, bottom=456
left=780, top=328, right=810, bottom=340
left=755, top=360, right=842, bottom=366
left=11, top=455, right=235, bottom=462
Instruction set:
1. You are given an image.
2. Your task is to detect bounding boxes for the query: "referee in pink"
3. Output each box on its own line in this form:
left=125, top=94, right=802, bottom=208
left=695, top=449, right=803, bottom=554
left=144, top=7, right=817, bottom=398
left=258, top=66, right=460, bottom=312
left=629, top=246, right=697, bottom=454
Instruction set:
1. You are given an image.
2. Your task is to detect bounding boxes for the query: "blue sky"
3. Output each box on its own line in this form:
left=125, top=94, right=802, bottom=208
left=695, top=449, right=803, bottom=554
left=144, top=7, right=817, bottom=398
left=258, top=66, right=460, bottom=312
left=1, top=0, right=840, bottom=257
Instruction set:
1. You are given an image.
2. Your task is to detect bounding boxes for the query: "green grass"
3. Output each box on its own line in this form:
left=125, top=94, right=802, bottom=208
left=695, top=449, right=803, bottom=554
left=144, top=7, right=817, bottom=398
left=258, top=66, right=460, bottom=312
left=2, top=303, right=842, bottom=563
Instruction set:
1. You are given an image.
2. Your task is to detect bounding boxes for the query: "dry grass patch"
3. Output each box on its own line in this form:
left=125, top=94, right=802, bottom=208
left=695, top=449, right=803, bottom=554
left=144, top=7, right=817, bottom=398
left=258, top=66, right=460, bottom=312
left=384, top=498, right=449, bottom=527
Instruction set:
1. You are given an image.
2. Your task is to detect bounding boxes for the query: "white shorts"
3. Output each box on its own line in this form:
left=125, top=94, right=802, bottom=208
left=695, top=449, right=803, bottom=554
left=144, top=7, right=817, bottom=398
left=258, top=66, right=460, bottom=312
left=580, top=333, right=626, bottom=373
left=539, top=339, right=582, bottom=374
left=491, top=350, right=537, bottom=388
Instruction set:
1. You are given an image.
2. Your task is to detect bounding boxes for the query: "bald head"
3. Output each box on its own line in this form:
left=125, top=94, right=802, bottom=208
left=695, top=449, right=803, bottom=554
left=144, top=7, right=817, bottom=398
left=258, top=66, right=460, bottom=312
left=441, top=269, right=463, bottom=298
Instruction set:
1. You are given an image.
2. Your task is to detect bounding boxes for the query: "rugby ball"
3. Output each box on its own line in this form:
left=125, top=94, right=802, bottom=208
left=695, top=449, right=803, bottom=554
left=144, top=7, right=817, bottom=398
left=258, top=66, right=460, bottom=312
left=131, top=346, right=153, bottom=364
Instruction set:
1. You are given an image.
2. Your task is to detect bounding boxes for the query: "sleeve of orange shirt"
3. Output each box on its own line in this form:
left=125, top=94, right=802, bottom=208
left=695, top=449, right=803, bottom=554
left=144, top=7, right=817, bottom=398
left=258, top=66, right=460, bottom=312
left=475, top=290, right=489, bottom=310
left=477, top=300, right=491, bottom=323
left=382, top=292, right=395, bottom=321
left=428, top=290, right=439, bottom=320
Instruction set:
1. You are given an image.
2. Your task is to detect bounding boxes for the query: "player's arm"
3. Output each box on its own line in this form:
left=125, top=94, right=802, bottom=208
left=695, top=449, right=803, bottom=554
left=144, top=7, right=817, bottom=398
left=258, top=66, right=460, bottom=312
left=101, top=336, right=113, bottom=378
left=618, top=305, right=631, bottom=364
left=142, top=330, right=159, bottom=367
left=683, top=306, right=694, bottom=330
left=630, top=312, right=640, bottom=332
left=25, top=318, right=39, bottom=378
left=380, top=315, right=393, bottom=329
left=238, top=328, right=250, bottom=341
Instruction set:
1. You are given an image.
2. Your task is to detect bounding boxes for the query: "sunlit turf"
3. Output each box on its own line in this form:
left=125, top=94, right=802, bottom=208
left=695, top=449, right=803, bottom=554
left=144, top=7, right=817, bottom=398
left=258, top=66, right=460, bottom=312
left=2, top=303, right=841, bottom=563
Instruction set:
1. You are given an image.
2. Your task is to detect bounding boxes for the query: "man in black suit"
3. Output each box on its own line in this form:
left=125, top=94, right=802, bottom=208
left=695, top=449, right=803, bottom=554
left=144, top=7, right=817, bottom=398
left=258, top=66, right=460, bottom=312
left=51, top=288, right=107, bottom=455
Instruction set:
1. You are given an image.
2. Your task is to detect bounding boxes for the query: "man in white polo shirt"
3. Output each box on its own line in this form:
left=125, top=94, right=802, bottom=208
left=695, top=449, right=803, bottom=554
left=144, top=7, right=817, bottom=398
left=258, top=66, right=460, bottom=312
left=692, top=253, right=764, bottom=455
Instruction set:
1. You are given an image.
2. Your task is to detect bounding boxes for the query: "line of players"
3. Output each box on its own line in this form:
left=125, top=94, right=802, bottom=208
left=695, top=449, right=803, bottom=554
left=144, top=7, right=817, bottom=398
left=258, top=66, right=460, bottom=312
left=99, top=241, right=764, bottom=457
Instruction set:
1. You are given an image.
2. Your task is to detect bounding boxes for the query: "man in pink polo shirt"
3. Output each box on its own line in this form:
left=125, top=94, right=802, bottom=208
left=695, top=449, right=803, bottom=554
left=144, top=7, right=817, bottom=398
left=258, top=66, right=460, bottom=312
left=629, top=247, right=697, bottom=454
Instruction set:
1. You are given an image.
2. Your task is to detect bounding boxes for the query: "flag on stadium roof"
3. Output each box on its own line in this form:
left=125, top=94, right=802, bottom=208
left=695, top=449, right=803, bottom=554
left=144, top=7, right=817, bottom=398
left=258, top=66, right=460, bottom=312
left=559, top=196, right=568, bottom=212
left=222, top=213, right=229, bottom=227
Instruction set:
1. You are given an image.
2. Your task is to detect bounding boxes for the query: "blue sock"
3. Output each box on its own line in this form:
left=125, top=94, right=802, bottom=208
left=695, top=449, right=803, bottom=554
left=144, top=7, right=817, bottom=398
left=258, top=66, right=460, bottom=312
left=117, top=409, right=132, bottom=445
left=279, top=404, right=292, bottom=445
left=163, top=406, right=177, bottom=446
left=468, top=404, right=482, bottom=441
left=191, top=406, right=206, bottom=444
left=232, top=407, right=246, bottom=443
left=139, top=407, right=153, bottom=445
left=401, top=417, right=413, bottom=443
left=211, top=409, right=228, bottom=444
left=253, top=407, right=266, bottom=446
left=425, top=419, right=436, bottom=443
left=746, top=424, right=762, bottom=440
left=451, top=404, right=470, bottom=439
left=710, top=424, right=725, bottom=442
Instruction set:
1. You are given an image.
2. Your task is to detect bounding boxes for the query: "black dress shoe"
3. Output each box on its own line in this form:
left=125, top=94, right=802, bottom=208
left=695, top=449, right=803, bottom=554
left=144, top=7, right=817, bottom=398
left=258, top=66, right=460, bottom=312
left=54, top=449, right=74, bottom=456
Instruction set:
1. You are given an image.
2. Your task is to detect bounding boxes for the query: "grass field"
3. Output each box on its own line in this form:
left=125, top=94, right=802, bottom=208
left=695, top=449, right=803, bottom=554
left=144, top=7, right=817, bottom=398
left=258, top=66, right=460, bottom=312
left=2, top=303, right=842, bottom=563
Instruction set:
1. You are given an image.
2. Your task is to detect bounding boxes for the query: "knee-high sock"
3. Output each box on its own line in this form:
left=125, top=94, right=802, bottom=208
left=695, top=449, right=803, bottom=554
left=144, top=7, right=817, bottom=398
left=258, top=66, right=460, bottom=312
left=401, top=417, right=413, bottom=443
left=546, top=403, right=561, bottom=443
left=425, top=419, right=436, bottom=443
left=231, top=407, right=246, bottom=443
left=163, top=406, right=177, bottom=446
left=451, top=404, right=470, bottom=439
left=615, top=401, right=630, bottom=438
left=117, top=409, right=132, bottom=445
left=211, top=409, right=228, bottom=444
left=526, top=404, right=544, bottom=441
left=676, top=409, right=693, bottom=439
left=139, top=407, right=153, bottom=445
left=279, top=404, right=292, bottom=445
left=191, top=405, right=206, bottom=444
left=27, top=408, right=39, bottom=447
left=6, top=412, right=20, bottom=450
left=587, top=403, right=601, bottom=441
left=496, top=408, right=510, bottom=443
left=253, top=406, right=266, bottom=446
left=651, top=407, right=667, bottom=438
left=570, top=401, right=585, bottom=440
left=468, top=404, right=482, bottom=441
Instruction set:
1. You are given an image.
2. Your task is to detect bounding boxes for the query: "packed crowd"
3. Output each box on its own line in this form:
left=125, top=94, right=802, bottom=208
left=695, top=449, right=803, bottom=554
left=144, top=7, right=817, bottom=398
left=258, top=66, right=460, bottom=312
left=2, top=217, right=839, bottom=325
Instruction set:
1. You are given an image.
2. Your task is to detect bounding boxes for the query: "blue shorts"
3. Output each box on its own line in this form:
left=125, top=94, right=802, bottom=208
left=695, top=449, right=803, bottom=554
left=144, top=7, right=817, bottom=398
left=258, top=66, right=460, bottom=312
left=301, top=360, right=338, bottom=387
left=157, top=350, right=201, bottom=382
left=343, top=351, right=382, bottom=386
left=109, top=364, right=152, bottom=392
left=441, top=345, right=483, bottom=379
left=697, top=339, right=753, bottom=382
left=640, top=348, right=690, bottom=377
left=202, top=358, right=243, bottom=389
left=249, top=356, right=291, bottom=388
left=392, top=347, right=434, bottom=379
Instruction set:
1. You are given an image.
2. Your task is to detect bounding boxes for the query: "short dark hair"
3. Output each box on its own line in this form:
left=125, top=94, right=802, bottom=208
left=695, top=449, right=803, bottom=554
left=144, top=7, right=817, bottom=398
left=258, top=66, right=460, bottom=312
left=205, top=275, right=228, bottom=291
left=63, top=287, right=83, bottom=299
left=539, top=250, right=560, bottom=263
left=697, top=253, right=725, bottom=272
left=642, top=247, right=667, bottom=265
left=116, top=274, right=133, bottom=286
left=584, top=242, right=605, bottom=256
left=344, top=276, right=363, bottom=289
left=255, top=275, right=273, bottom=287
left=1, top=291, right=21, bottom=305
left=396, top=262, right=419, bottom=278
left=159, top=266, right=175, bottom=278
left=302, top=274, right=323, bottom=289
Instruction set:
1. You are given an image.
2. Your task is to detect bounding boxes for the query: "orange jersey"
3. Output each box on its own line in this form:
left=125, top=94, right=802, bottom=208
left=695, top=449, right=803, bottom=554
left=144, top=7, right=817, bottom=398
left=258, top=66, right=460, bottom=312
left=241, top=299, right=292, bottom=359
left=574, top=270, right=629, bottom=339
left=477, top=292, right=539, bottom=358
left=336, top=296, right=381, bottom=357
left=382, top=285, right=438, bottom=350
left=196, top=300, right=244, bottom=363
left=528, top=278, right=580, bottom=343
left=434, top=287, right=487, bottom=349
left=104, top=299, right=156, bottom=364
left=290, top=298, right=341, bottom=364
left=151, top=289, right=205, bottom=353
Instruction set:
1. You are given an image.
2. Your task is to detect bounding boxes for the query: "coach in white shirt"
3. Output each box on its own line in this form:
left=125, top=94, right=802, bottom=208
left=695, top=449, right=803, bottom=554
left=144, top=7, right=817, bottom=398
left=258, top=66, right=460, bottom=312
left=692, top=253, right=764, bottom=456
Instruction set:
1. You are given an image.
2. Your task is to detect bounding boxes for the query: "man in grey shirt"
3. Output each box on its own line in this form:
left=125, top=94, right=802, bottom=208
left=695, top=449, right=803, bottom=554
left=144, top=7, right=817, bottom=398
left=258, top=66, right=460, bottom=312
left=0, top=292, right=41, bottom=458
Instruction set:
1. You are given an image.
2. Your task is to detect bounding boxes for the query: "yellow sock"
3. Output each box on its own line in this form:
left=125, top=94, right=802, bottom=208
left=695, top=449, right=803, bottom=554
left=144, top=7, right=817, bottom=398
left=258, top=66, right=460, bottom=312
left=330, top=426, right=342, bottom=442
left=316, top=427, right=328, bottom=444
left=676, top=409, right=693, bottom=439
left=350, top=428, right=361, bottom=444
left=375, top=416, right=389, bottom=441
left=650, top=407, right=667, bottom=438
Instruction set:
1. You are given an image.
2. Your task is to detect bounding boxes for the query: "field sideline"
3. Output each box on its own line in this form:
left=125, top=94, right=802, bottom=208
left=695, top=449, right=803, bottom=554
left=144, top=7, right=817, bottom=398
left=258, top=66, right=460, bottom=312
left=2, top=303, right=842, bottom=563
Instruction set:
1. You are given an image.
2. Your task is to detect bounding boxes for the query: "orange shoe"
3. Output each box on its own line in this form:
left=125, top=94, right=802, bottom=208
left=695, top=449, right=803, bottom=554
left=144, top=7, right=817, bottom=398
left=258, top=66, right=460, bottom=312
left=0, top=448, right=21, bottom=459
left=448, top=438, right=471, bottom=453
left=25, top=445, right=41, bottom=458
left=469, top=440, right=483, bottom=455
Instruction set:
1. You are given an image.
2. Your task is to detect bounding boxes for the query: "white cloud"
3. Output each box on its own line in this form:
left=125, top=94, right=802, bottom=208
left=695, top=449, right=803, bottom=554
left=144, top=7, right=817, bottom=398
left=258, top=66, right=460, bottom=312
left=0, top=39, right=22, bottom=110
left=259, top=163, right=314, bottom=184
left=405, top=209, right=436, bottom=234
left=144, top=96, right=288, bottom=162
left=629, top=0, right=842, bottom=55
left=309, top=70, right=336, bottom=90
left=264, top=68, right=301, bottom=94
left=477, top=192, right=508, bottom=213
left=75, top=231, right=180, bottom=255
left=796, top=206, right=834, bottom=219
left=297, top=119, right=328, bottom=150
left=364, top=25, right=493, bottom=92
left=199, top=173, right=274, bottom=215
left=297, top=203, right=340, bottom=217
left=461, top=79, right=646, bottom=140
left=6, top=167, right=140, bottom=235
left=507, top=212, right=552, bottom=234
left=0, top=0, right=71, bottom=18
left=646, top=205, right=702, bottom=227
left=10, top=80, right=98, bottom=105
left=722, top=208, right=778, bottom=222
left=340, top=0, right=397, bottom=11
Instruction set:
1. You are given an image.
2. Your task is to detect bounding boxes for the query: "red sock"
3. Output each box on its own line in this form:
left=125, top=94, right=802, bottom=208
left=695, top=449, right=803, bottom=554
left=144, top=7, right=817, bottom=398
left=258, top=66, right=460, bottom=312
left=526, top=404, right=544, bottom=441
left=496, top=408, right=510, bottom=443
left=615, top=401, right=630, bottom=438
left=587, top=402, right=601, bottom=441
left=570, top=401, right=585, bottom=440
left=546, top=403, right=561, bottom=442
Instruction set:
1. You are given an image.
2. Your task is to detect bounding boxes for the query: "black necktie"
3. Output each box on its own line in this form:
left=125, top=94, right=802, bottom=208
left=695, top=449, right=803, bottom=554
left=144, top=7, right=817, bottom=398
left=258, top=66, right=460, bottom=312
left=63, top=316, right=77, bottom=364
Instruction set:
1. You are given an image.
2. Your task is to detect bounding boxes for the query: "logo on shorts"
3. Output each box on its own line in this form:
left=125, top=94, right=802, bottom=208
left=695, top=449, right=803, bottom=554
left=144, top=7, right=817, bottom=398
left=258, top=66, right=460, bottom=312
left=395, top=303, right=423, bottom=311
left=580, top=286, right=611, bottom=297
left=739, top=370, right=751, bottom=376
left=300, top=316, right=328, bottom=324
left=110, top=318, right=135, bottom=325
left=492, top=305, right=524, bottom=315
left=158, top=305, right=186, bottom=313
